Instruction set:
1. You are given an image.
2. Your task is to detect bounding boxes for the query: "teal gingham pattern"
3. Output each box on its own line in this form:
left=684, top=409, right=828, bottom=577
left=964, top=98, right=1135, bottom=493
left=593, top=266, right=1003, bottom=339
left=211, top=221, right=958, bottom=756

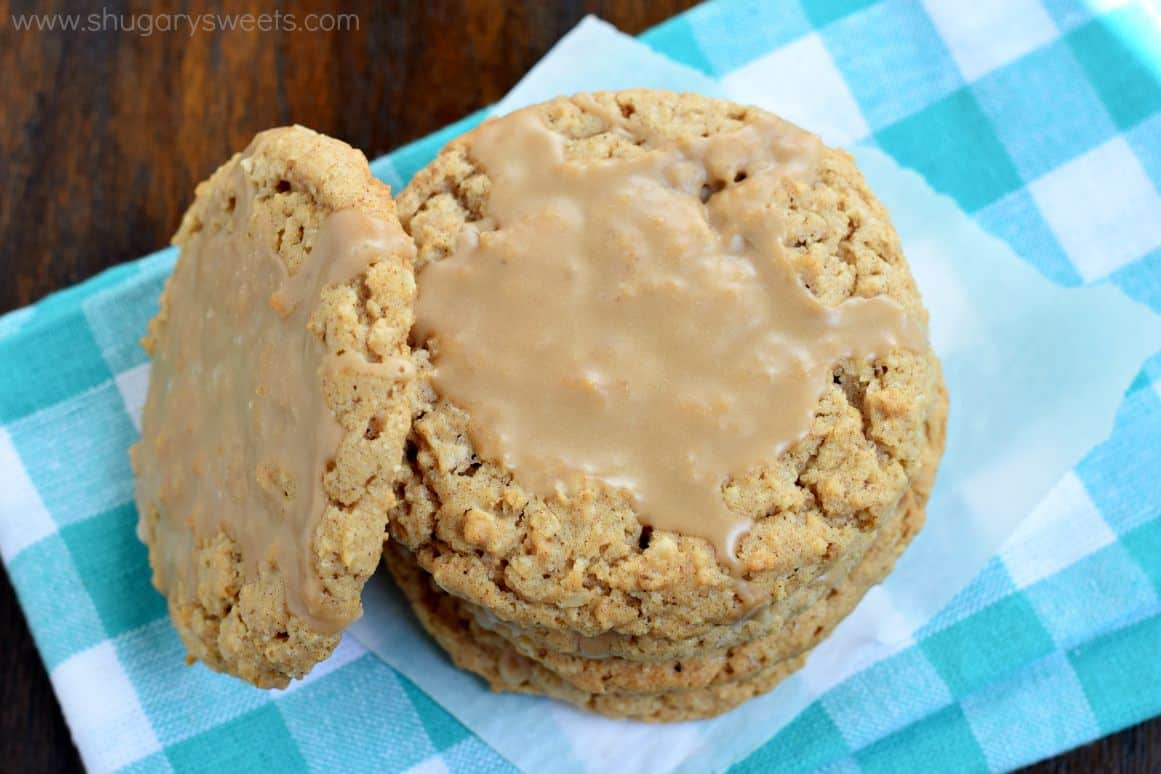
left=1, top=1, right=1159, bottom=771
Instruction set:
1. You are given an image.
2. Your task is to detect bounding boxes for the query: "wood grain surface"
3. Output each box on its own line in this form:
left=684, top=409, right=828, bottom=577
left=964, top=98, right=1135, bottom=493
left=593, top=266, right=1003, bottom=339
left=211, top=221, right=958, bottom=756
left=0, top=1, right=1157, bottom=771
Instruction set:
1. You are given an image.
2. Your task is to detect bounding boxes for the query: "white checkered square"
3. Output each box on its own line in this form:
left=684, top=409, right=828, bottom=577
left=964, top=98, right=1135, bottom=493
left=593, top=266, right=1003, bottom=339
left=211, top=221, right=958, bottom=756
left=116, top=362, right=150, bottom=433
left=822, top=644, right=954, bottom=750
left=1030, top=136, right=1161, bottom=280
left=402, top=757, right=450, bottom=774
left=1000, top=471, right=1116, bottom=589
left=51, top=641, right=162, bottom=772
left=271, top=634, right=367, bottom=697
left=721, top=33, right=870, bottom=147
left=0, top=427, right=57, bottom=563
left=922, top=0, right=1059, bottom=81
left=961, top=651, right=1101, bottom=771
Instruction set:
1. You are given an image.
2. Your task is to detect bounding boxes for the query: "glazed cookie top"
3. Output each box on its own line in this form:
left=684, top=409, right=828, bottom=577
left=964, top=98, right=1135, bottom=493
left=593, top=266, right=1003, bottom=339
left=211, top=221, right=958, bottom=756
left=133, top=125, right=416, bottom=686
left=395, top=90, right=942, bottom=636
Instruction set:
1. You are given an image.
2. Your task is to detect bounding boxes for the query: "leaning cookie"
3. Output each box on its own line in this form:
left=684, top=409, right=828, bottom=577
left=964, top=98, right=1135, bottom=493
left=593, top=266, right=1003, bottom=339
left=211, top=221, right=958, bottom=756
left=132, top=126, right=417, bottom=688
left=392, top=89, right=945, bottom=643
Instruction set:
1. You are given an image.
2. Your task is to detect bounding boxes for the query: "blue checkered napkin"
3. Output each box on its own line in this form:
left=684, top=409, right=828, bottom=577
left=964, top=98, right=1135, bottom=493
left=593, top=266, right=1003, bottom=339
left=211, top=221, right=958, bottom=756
left=1, top=1, right=1159, bottom=772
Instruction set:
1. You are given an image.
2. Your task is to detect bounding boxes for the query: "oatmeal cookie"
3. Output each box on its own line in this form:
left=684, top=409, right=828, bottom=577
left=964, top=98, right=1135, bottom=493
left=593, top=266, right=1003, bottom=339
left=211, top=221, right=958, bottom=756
left=133, top=125, right=417, bottom=688
left=392, top=90, right=945, bottom=643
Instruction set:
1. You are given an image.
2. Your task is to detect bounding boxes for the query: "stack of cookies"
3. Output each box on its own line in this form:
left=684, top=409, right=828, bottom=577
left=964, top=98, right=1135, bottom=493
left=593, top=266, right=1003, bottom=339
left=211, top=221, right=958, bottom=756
left=384, top=91, right=947, bottom=721
left=133, top=90, right=946, bottom=722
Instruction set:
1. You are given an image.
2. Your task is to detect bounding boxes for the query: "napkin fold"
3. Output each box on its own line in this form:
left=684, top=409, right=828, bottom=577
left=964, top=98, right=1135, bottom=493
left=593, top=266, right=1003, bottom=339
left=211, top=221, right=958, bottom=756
left=2, top=4, right=1160, bottom=773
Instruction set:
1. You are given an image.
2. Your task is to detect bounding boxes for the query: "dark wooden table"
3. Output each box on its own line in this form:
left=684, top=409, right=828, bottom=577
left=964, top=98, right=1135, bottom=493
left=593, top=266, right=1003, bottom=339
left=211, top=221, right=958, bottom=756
left=1, top=1, right=1157, bottom=771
